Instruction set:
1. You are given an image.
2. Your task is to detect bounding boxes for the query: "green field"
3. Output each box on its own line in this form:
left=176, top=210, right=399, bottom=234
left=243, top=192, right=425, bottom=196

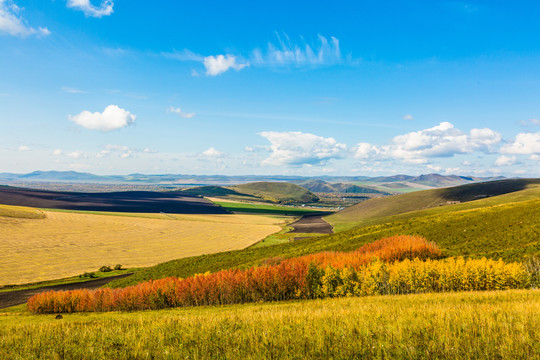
left=2, top=290, right=539, bottom=359
left=212, top=200, right=328, bottom=215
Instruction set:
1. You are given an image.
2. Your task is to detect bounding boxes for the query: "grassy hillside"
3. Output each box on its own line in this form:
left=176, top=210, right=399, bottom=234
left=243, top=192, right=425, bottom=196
left=110, top=196, right=540, bottom=287
left=298, top=179, right=389, bottom=194
left=179, top=185, right=248, bottom=198
left=0, top=204, right=45, bottom=219
left=230, top=182, right=319, bottom=204
left=2, top=290, right=539, bottom=359
left=327, top=178, right=540, bottom=232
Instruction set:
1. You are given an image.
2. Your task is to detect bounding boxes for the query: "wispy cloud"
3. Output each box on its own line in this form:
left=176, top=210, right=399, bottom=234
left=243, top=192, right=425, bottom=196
left=402, top=114, right=414, bottom=120
left=0, top=0, right=50, bottom=37
left=66, top=0, right=114, bottom=18
left=168, top=106, right=196, bottom=119
left=18, top=145, right=30, bottom=151
left=163, top=33, right=346, bottom=76
left=251, top=33, right=343, bottom=68
left=69, top=105, right=136, bottom=132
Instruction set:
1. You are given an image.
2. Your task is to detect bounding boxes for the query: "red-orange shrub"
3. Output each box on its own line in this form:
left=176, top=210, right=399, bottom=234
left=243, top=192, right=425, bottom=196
left=27, top=235, right=442, bottom=313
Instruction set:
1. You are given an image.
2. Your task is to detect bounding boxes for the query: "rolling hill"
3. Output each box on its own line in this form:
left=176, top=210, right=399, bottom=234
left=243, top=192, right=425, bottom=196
left=297, top=179, right=390, bottom=195
left=229, top=182, right=319, bottom=204
left=326, top=178, right=540, bottom=231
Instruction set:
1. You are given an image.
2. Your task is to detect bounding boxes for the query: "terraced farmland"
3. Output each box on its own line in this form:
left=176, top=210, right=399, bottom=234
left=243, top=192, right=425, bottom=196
left=0, top=207, right=284, bottom=285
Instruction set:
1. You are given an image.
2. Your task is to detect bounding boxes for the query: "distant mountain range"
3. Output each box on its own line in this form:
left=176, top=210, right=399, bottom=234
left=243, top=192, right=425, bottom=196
left=0, top=171, right=506, bottom=189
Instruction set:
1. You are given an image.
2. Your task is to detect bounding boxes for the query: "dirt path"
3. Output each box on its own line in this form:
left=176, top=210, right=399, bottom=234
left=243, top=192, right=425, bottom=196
left=0, top=273, right=132, bottom=310
left=288, top=215, right=333, bottom=234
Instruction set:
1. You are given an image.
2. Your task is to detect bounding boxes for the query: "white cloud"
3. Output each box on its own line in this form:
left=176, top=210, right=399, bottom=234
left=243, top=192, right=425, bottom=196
left=69, top=105, right=136, bottom=131
left=52, top=149, right=62, bottom=156
left=0, top=0, right=50, bottom=37
left=495, top=155, right=516, bottom=166
left=351, top=122, right=501, bottom=164
left=168, top=107, right=196, bottom=119
left=97, top=144, right=137, bottom=159
left=353, top=143, right=379, bottom=159
left=18, top=145, right=30, bottom=151
left=501, top=132, right=540, bottom=155
left=383, top=122, right=500, bottom=163
left=402, top=114, right=414, bottom=120
left=203, top=54, right=248, bottom=76
left=66, top=151, right=84, bottom=159
left=66, top=0, right=113, bottom=18
left=252, top=33, right=342, bottom=68
left=259, top=131, right=346, bottom=166
left=200, top=147, right=224, bottom=158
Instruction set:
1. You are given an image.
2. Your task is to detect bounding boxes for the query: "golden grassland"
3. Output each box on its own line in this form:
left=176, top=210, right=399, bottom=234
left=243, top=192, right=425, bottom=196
left=1, top=290, right=539, bottom=359
left=0, top=207, right=285, bottom=285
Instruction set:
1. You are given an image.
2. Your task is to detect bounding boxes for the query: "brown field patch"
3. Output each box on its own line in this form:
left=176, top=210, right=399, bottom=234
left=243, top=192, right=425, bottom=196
left=0, top=209, right=284, bottom=285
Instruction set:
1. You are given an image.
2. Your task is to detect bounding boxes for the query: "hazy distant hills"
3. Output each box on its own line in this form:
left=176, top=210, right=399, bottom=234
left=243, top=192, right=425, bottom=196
left=0, top=171, right=506, bottom=188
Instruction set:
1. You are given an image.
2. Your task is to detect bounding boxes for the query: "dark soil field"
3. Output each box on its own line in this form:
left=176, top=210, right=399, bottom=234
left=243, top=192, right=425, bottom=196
left=0, top=186, right=228, bottom=214
left=289, top=215, right=333, bottom=234
left=0, top=274, right=133, bottom=309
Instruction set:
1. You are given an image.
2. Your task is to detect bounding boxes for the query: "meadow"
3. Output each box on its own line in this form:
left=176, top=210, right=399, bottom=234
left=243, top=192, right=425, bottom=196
left=1, top=290, right=539, bottom=359
left=110, top=197, right=540, bottom=288
left=0, top=206, right=284, bottom=285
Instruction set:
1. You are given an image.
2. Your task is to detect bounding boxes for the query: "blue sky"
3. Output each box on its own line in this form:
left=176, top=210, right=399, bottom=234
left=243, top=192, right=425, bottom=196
left=1, top=0, right=540, bottom=177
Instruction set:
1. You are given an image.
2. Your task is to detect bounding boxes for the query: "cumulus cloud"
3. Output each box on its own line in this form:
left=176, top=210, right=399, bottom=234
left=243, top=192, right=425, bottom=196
left=0, top=0, right=50, bottom=37
left=402, top=114, right=414, bottom=120
left=18, top=145, right=30, bottom=151
left=66, top=0, right=113, bottom=18
left=69, top=105, right=136, bottom=131
left=252, top=33, right=342, bottom=68
left=203, top=54, right=248, bottom=76
left=200, top=147, right=224, bottom=158
left=495, top=155, right=516, bottom=166
left=500, top=132, right=540, bottom=155
left=351, top=122, right=501, bottom=164
left=381, top=122, right=501, bottom=163
left=52, top=149, right=62, bottom=156
left=259, top=131, right=346, bottom=166
left=168, top=107, right=195, bottom=119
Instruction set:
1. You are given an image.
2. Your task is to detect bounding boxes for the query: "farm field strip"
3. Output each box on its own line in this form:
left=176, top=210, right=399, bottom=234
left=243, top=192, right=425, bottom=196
left=0, top=210, right=284, bottom=286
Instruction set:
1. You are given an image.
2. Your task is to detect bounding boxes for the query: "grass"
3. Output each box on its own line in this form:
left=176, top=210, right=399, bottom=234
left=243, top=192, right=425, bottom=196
left=0, top=203, right=45, bottom=219
left=110, top=197, right=540, bottom=287
left=0, top=269, right=133, bottom=292
left=1, top=290, right=539, bottom=359
left=0, top=207, right=284, bottom=286
left=327, top=178, right=540, bottom=232
left=212, top=200, right=327, bottom=215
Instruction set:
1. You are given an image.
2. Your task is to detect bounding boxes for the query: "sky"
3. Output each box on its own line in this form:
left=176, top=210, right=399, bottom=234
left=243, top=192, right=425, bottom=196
left=1, top=1, right=540, bottom=177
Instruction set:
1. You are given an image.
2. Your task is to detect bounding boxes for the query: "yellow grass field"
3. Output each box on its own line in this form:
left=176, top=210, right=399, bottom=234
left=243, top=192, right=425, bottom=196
left=0, top=208, right=285, bottom=285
